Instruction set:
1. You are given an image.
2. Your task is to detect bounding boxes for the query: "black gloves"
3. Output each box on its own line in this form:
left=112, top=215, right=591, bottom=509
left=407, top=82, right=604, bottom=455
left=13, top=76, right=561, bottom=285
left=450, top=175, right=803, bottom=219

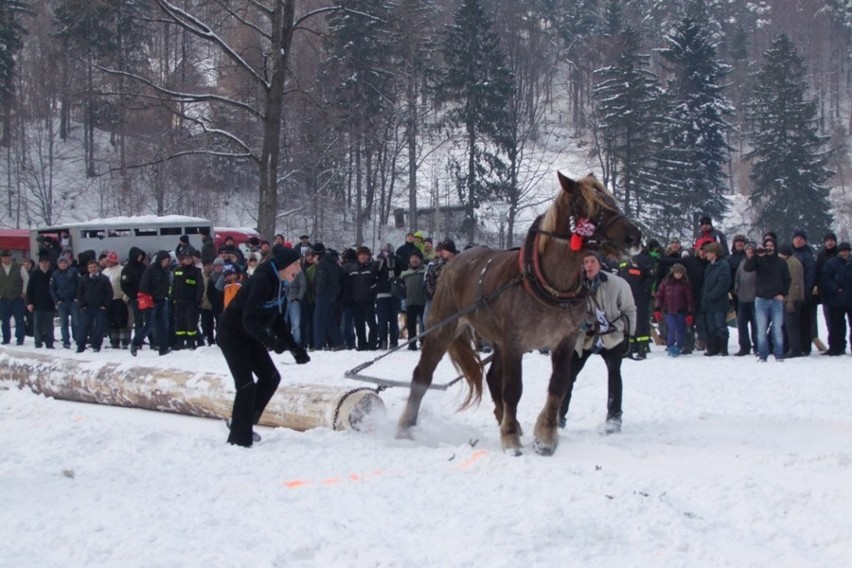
left=291, top=346, right=310, bottom=365
left=264, top=336, right=288, bottom=354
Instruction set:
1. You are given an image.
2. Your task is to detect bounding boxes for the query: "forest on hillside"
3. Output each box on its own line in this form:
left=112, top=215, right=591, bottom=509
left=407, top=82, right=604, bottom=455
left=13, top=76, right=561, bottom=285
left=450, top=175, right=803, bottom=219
left=0, top=0, right=850, bottom=247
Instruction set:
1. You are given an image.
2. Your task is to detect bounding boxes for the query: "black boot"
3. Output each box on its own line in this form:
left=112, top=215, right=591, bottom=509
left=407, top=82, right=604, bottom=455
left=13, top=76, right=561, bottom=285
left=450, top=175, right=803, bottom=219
left=704, top=337, right=719, bottom=356
left=719, top=338, right=729, bottom=356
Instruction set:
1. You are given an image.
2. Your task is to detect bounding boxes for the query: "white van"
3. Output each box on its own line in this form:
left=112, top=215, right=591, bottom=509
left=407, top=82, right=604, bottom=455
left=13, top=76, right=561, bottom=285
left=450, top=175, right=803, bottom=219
left=31, top=215, right=214, bottom=262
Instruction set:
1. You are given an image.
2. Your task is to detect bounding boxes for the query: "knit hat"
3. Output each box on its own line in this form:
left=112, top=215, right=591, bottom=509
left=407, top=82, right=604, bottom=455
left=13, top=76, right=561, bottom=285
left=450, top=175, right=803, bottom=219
left=179, top=235, right=190, bottom=244
left=733, top=234, right=746, bottom=243
left=838, top=242, right=851, bottom=252
left=823, top=232, right=837, bottom=243
left=409, top=248, right=423, bottom=260
left=270, top=244, right=301, bottom=268
left=792, top=229, right=807, bottom=240
left=442, top=239, right=459, bottom=254
left=699, top=216, right=712, bottom=226
left=106, top=251, right=119, bottom=263
left=778, top=244, right=794, bottom=257
left=671, top=263, right=686, bottom=275
left=0, top=250, right=10, bottom=257
left=213, top=257, right=225, bottom=266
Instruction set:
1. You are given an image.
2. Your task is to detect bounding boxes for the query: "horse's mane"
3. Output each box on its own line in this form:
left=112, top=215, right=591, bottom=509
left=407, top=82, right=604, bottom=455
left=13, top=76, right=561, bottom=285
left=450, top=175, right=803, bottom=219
left=539, top=175, right=614, bottom=250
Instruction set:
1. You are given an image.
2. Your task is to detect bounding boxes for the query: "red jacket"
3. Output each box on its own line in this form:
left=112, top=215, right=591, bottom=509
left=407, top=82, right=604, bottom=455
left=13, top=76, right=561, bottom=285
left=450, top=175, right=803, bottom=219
left=655, top=277, right=694, bottom=315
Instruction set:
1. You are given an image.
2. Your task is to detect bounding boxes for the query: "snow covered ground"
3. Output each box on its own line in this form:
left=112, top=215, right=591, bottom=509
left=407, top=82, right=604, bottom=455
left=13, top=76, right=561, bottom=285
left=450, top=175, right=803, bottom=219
left=1, top=334, right=851, bottom=567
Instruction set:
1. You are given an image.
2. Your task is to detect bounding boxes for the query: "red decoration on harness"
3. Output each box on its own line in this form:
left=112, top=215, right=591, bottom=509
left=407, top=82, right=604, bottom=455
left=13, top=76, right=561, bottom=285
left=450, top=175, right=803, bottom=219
left=570, top=218, right=596, bottom=251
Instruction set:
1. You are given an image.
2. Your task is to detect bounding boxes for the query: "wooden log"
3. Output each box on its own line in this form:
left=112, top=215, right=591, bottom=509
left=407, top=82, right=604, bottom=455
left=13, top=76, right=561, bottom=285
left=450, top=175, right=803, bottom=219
left=0, top=349, right=385, bottom=432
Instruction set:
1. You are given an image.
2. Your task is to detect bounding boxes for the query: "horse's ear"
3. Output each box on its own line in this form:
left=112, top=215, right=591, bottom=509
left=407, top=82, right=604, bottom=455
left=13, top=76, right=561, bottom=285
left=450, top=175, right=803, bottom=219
left=557, top=171, right=578, bottom=194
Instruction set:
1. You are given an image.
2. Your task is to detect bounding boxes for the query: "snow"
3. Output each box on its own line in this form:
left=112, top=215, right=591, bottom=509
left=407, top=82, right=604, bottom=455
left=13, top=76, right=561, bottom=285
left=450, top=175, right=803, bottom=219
left=2, top=334, right=851, bottom=566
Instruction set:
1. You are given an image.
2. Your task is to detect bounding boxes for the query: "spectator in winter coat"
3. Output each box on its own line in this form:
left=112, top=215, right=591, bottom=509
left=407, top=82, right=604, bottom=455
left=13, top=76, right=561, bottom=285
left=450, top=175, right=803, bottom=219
left=50, top=255, right=81, bottom=349
left=778, top=245, right=805, bottom=358
left=131, top=251, right=172, bottom=356
left=820, top=241, right=852, bottom=355
left=558, top=251, right=636, bottom=434
left=619, top=247, right=654, bottom=360
left=102, top=251, right=130, bottom=349
left=121, top=247, right=147, bottom=348
left=171, top=248, right=203, bottom=350
left=26, top=255, right=55, bottom=349
left=744, top=237, right=791, bottom=362
left=733, top=243, right=759, bottom=356
left=693, top=216, right=729, bottom=257
left=699, top=242, right=732, bottom=356
left=816, top=232, right=838, bottom=345
left=75, top=259, right=113, bottom=353
left=219, top=245, right=309, bottom=447
left=347, top=246, right=379, bottom=350
left=399, top=250, right=427, bottom=350
left=312, top=243, right=344, bottom=350
left=654, top=263, right=694, bottom=356
left=374, top=243, right=399, bottom=350
left=0, top=250, right=29, bottom=346
left=395, top=232, right=419, bottom=277
left=790, top=229, right=817, bottom=355
left=286, top=259, right=307, bottom=348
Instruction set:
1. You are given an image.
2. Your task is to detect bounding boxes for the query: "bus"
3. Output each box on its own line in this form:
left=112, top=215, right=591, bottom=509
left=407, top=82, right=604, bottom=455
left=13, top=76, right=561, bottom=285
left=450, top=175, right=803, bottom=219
left=30, top=215, right=214, bottom=262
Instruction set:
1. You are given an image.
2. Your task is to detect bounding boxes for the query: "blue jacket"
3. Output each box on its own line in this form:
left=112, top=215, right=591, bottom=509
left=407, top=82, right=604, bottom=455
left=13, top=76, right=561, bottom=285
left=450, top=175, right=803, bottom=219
left=50, top=266, right=80, bottom=303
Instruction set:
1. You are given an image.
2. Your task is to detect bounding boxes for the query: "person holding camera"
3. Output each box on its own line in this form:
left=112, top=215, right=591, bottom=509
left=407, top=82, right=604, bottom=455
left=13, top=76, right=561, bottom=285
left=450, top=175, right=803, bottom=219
left=218, top=244, right=310, bottom=448
left=743, top=237, right=791, bottom=362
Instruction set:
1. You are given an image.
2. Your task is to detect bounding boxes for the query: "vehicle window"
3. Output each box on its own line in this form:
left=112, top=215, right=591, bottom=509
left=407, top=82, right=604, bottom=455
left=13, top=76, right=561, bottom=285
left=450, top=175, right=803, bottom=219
left=160, top=227, right=181, bottom=236
left=135, top=228, right=157, bottom=237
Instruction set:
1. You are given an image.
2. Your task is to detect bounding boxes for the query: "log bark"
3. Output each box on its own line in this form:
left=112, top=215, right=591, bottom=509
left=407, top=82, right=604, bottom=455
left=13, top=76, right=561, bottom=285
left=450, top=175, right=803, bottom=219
left=0, top=350, right=385, bottom=432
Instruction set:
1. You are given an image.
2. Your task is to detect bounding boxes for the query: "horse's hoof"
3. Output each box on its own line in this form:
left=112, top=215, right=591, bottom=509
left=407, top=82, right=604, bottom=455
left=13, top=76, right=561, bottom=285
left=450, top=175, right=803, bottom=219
left=503, top=446, right=523, bottom=457
left=532, top=437, right=557, bottom=456
left=395, top=427, right=415, bottom=440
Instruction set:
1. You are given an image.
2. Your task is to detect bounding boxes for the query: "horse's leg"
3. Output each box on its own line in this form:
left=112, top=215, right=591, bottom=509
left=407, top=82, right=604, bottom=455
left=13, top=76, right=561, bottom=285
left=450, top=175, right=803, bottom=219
left=484, top=345, right=504, bottom=425
left=396, top=323, right=457, bottom=438
left=498, top=347, right=524, bottom=455
left=533, top=335, right=578, bottom=456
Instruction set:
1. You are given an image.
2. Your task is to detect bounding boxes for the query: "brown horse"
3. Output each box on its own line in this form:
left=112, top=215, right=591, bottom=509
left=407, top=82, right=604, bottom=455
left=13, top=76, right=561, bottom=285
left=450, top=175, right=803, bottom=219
left=397, top=172, right=641, bottom=455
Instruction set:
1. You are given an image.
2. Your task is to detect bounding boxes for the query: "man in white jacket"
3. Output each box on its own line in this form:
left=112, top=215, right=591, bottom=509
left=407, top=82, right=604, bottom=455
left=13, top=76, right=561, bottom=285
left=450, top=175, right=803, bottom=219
left=558, top=251, right=637, bottom=434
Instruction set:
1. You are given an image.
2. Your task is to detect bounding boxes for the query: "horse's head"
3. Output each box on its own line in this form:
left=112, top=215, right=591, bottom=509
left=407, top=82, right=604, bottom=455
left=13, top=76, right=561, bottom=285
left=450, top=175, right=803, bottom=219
left=541, top=172, right=641, bottom=256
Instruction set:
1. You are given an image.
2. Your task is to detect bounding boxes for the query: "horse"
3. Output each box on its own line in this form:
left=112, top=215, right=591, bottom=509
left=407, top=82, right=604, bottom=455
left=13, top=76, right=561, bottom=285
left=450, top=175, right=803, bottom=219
left=396, top=172, right=642, bottom=455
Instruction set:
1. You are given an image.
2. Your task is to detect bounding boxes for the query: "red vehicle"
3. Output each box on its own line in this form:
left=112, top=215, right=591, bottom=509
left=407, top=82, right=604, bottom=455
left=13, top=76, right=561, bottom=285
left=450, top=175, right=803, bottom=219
left=214, top=227, right=261, bottom=250
left=0, top=228, right=32, bottom=260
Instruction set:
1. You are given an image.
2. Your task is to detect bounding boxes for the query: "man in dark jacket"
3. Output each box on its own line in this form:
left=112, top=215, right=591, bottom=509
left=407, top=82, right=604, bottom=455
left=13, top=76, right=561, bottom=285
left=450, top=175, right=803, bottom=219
left=171, top=248, right=203, bottom=350
left=816, top=232, right=839, bottom=346
left=131, top=251, right=172, bottom=356
left=820, top=241, right=851, bottom=355
left=26, top=255, right=55, bottom=348
left=619, top=247, right=654, bottom=360
left=312, top=244, right=344, bottom=350
left=699, top=242, right=732, bottom=356
left=790, top=229, right=817, bottom=355
left=50, top=255, right=80, bottom=348
left=76, top=259, right=113, bottom=353
left=121, top=247, right=148, bottom=351
left=347, top=246, right=379, bottom=350
left=744, top=237, right=791, bottom=362
left=219, top=244, right=309, bottom=447
left=693, top=216, right=730, bottom=257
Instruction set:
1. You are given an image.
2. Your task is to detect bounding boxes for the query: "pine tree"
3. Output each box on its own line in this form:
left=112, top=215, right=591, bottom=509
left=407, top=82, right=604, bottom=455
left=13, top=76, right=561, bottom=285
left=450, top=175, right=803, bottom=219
left=440, top=0, right=512, bottom=242
left=746, top=34, right=833, bottom=238
left=657, top=8, right=733, bottom=230
left=592, top=26, right=663, bottom=221
left=0, top=0, right=29, bottom=146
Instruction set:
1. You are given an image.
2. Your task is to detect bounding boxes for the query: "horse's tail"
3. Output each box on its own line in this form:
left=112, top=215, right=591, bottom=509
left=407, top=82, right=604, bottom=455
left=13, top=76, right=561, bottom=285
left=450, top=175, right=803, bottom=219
left=448, top=326, right=484, bottom=410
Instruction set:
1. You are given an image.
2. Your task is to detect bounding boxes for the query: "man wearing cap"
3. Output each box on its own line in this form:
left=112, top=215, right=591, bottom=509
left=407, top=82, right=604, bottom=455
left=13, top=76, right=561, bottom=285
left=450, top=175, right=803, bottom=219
left=51, top=254, right=81, bottom=349
left=218, top=244, right=310, bottom=447
left=26, top=255, right=56, bottom=348
left=820, top=241, right=851, bottom=355
left=0, top=250, right=29, bottom=346
left=102, top=251, right=130, bottom=349
left=172, top=248, right=203, bottom=350
left=693, top=216, right=730, bottom=257
left=790, top=229, right=817, bottom=355
left=175, top=235, right=191, bottom=259
left=816, top=232, right=839, bottom=341
left=75, top=259, right=113, bottom=353
left=744, top=237, right=791, bottom=362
